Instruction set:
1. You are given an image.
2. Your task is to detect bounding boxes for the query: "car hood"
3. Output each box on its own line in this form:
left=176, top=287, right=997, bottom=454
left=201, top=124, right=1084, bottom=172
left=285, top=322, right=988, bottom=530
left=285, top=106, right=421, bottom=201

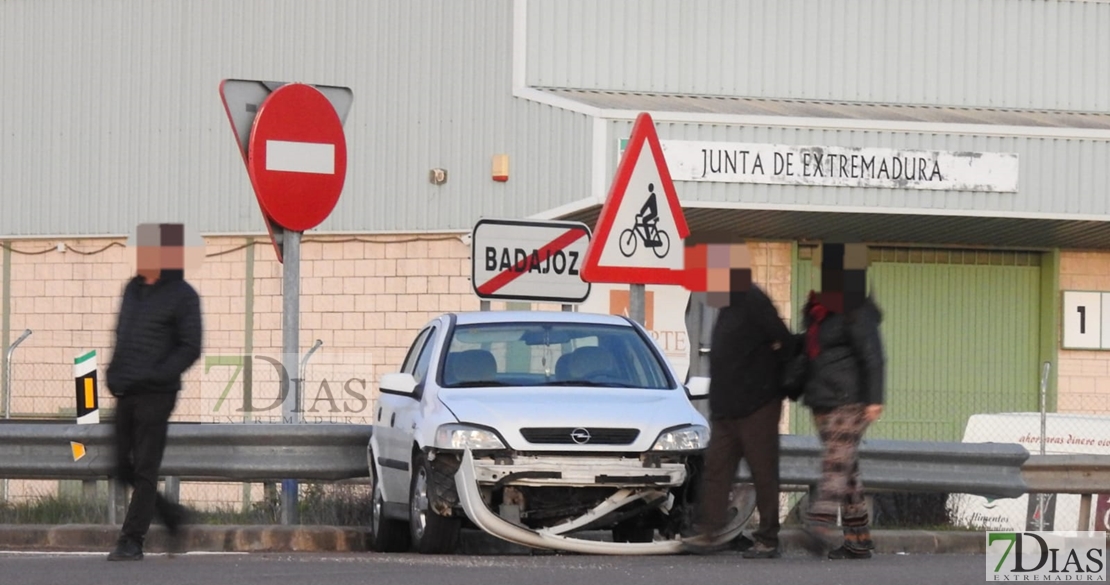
left=436, top=386, right=706, bottom=453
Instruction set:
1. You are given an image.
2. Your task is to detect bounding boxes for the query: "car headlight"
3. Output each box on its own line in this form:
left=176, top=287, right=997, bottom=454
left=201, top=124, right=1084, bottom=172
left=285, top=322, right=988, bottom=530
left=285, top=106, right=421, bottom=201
left=651, top=425, right=710, bottom=451
left=434, top=424, right=507, bottom=450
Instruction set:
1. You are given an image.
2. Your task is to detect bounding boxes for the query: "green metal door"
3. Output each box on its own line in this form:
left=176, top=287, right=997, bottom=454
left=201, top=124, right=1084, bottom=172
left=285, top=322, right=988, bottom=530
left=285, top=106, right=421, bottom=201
left=789, top=245, right=1042, bottom=442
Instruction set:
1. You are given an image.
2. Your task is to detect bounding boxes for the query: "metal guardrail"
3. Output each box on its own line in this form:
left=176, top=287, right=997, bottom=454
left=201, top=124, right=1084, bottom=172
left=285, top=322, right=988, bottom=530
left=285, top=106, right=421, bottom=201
left=1023, top=454, right=1110, bottom=531
left=0, top=422, right=372, bottom=482
left=9, top=422, right=1110, bottom=531
left=737, top=435, right=1031, bottom=499
left=1, top=423, right=1029, bottom=497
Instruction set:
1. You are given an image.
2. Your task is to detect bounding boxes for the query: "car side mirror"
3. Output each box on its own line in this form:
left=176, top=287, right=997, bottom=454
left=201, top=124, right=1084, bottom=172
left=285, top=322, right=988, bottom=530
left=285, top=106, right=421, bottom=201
left=684, top=376, right=710, bottom=400
left=380, top=372, right=418, bottom=396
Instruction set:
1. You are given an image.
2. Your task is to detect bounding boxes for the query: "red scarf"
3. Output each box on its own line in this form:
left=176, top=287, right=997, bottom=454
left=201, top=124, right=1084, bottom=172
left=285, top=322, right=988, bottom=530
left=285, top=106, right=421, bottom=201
left=805, top=291, right=828, bottom=359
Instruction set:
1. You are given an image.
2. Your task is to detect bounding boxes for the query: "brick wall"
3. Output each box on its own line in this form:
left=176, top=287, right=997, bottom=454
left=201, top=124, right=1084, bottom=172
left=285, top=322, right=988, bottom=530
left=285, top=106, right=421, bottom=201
left=1057, top=251, right=1110, bottom=415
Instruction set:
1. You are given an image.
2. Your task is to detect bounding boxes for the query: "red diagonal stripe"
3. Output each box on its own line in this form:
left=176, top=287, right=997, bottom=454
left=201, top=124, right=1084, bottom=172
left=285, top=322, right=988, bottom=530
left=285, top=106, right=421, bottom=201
left=477, top=229, right=587, bottom=296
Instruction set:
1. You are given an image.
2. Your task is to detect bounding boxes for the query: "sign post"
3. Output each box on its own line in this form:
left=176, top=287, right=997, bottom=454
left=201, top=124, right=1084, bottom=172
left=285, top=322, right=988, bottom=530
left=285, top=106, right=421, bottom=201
left=220, top=79, right=353, bottom=525
left=581, top=112, right=690, bottom=327
left=470, top=218, right=592, bottom=307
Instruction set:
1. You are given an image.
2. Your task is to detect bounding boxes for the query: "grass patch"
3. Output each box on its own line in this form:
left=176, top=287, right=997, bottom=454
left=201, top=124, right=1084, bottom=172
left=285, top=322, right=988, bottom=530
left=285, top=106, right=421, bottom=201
left=0, top=483, right=372, bottom=526
left=0, top=495, right=108, bottom=524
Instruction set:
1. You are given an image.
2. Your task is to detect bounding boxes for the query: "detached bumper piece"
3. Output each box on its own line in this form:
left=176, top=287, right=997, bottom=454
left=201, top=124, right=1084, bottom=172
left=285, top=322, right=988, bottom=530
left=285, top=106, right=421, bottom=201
left=470, top=454, right=687, bottom=488
left=454, top=449, right=745, bottom=555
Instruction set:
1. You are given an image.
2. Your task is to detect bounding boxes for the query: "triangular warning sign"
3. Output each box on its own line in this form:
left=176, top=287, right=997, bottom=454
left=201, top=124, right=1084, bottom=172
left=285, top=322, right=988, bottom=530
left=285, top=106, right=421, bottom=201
left=581, top=112, right=689, bottom=286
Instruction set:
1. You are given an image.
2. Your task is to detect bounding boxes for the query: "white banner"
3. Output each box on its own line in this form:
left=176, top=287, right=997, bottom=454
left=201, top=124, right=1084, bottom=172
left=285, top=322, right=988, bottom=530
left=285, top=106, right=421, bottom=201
left=618, top=139, right=1019, bottom=193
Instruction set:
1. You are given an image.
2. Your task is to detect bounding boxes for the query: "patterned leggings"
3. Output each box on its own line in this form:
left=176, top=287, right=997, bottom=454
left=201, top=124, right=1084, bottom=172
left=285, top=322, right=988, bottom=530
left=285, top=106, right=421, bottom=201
left=807, top=403, right=874, bottom=552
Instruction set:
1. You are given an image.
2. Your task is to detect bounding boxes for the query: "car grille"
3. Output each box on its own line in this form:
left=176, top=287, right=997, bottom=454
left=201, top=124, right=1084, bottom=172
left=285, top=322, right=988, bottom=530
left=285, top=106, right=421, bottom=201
left=519, top=427, right=640, bottom=445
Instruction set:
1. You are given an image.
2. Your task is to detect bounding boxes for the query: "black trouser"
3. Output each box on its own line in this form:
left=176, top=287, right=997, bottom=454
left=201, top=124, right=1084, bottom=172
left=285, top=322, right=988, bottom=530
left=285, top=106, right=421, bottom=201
left=696, top=398, right=783, bottom=547
left=113, top=392, right=181, bottom=544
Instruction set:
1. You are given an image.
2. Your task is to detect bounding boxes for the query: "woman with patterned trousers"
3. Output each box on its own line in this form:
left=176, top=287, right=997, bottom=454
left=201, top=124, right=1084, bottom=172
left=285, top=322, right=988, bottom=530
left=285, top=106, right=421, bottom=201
left=799, top=242, right=887, bottom=560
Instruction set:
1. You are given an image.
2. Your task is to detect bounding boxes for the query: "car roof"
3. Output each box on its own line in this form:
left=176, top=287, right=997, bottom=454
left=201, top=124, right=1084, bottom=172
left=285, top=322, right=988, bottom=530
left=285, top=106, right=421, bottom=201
left=449, top=310, right=636, bottom=327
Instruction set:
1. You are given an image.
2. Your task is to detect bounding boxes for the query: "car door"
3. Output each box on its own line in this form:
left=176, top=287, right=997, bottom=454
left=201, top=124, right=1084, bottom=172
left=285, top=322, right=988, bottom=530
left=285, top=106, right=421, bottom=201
left=376, top=325, right=432, bottom=501
left=391, top=323, right=440, bottom=481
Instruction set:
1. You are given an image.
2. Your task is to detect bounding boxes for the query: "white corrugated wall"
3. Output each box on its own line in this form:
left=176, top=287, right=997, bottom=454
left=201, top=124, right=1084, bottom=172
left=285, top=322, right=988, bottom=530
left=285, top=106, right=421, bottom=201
left=527, top=0, right=1110, bottom=112
left=0, top=0, right=592, bottom=237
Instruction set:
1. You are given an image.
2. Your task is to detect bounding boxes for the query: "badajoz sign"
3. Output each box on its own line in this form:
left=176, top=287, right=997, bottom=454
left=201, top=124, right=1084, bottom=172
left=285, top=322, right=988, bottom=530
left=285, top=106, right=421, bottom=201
left=986, top=531, right=1106, bottom=581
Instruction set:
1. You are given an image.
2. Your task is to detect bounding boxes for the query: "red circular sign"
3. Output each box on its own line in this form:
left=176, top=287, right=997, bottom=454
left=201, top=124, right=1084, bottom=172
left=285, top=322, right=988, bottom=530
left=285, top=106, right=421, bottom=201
left=247, top=83, right=348, bottom=232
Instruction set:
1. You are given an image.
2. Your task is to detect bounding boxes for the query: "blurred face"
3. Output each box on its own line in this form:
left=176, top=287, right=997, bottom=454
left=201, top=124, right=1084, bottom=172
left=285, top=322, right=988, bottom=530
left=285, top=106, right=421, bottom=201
left=132, top=222, right=190, bottom=282
left=136, top=246, right=161, bottom=279
left=702, top=242, right=752, bottom=308
left=819, top=242, right=868, bottom=313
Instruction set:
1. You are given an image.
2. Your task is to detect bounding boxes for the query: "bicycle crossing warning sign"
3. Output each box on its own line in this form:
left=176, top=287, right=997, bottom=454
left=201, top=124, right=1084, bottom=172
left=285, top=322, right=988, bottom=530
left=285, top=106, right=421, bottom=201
left=581, top=112, right=689, bottom=285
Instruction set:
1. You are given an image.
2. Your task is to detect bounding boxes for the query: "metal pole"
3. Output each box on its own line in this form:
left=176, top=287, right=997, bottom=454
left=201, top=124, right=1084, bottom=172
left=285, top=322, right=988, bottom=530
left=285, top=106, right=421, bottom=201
left=281, top=229, right=301, bottom=525
left=298, top=340, right=323, bottom=414
left=480, top=300, right=490, bottom=311
left=243, top=237, right=256, bottom=511
left=1038, top=360, right=1050, bottom=531
left=628, top=284, right=646, bottom=326
left=561, top=304, right=572, bottom=312
left=4, top=329, right=31, bottom=419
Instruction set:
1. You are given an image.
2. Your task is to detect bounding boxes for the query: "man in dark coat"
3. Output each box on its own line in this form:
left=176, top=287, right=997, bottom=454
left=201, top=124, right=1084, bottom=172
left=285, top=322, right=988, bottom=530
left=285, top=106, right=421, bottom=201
left=799, top=242, right=886, bottom=560
left=682, top=240, right=793, bottom=558
left=105, top=223, right=203, bottom=561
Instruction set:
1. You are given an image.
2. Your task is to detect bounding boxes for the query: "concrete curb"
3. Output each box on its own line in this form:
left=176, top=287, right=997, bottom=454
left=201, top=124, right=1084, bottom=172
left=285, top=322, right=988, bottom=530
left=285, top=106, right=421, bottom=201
left=0, top=525, right=994, bottom=555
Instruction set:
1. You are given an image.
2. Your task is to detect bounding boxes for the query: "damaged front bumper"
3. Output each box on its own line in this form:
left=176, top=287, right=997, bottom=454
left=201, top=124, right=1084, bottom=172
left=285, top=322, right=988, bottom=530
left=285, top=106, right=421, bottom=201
left=470, top=453, right=688, bottom=488
left=454, top=449, right=746, bottom=555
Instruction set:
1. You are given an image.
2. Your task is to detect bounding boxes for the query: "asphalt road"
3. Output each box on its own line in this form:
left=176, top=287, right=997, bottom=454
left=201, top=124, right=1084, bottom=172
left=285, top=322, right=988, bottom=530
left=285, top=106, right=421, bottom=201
left=1, top=550, right=987, bottom=585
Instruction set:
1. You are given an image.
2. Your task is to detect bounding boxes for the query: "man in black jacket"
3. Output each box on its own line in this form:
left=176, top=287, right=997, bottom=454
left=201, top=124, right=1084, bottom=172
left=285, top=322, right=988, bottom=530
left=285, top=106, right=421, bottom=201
left=682, top=239, right=793, bottom=558
left=105, top=223, right=203, bottom=561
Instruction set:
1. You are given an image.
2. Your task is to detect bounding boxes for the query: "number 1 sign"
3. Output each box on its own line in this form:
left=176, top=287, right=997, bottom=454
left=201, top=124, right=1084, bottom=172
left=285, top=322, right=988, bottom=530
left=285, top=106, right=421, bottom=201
left=1062, top=291, right=1110, bottom=350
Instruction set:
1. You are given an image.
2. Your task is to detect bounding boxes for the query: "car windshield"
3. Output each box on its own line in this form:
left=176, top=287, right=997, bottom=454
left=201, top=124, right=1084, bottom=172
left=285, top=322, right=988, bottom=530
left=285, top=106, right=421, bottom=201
left=439, top=321, right=674, bottom=390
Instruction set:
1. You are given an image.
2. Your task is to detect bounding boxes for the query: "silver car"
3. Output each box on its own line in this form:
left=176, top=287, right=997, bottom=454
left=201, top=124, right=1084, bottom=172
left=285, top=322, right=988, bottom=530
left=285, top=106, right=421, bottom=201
left=366, top=310, right=743, bottom=555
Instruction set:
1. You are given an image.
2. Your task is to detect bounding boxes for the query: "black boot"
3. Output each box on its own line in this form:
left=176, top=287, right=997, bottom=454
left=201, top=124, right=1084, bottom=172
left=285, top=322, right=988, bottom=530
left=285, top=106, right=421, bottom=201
left=107, top=537, right=143, bottom=561
left=828, top=545, right=872, bottom=559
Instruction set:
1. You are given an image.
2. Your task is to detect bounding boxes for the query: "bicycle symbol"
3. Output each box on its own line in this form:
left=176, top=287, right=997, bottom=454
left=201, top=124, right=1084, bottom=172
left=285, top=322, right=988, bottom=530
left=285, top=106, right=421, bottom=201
left=619, top=183, right=670, bottom=259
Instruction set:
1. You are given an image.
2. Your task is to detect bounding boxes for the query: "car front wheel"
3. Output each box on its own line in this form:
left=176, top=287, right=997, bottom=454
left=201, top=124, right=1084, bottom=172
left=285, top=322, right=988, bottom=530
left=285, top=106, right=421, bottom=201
left=409, top=456, right=462, bottom=554
left=368, top=457, right=410, bottom=552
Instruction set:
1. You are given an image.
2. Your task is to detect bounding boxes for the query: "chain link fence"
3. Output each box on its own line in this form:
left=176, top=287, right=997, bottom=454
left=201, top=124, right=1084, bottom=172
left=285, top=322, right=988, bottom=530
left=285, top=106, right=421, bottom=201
left=3, top=340, right=1108, bottom=530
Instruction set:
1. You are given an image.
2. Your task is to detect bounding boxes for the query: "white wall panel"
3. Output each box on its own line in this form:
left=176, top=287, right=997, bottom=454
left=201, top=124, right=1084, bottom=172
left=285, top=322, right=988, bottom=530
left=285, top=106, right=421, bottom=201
left=0, top=0, right=592, bottom=236
left=527, top=0, right=1110, bottom=112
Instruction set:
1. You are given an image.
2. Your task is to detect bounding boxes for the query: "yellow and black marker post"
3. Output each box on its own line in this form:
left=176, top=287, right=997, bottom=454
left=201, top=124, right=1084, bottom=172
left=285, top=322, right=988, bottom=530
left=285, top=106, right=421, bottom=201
left=74, top=350, right=99, bottom=425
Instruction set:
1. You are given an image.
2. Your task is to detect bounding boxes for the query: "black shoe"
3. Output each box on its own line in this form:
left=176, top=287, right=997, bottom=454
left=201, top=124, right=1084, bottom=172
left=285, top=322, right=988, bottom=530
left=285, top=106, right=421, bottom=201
left=731, top=534, right=755, bottom=552
left=828, top=545, right=872, bottom=560
left=742, top=542, right=781, bottom=559
left=107, top=538, right=143, bottom=561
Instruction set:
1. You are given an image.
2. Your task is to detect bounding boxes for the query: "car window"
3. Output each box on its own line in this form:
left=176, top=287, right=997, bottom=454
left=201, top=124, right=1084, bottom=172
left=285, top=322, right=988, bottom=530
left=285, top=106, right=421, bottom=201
left=440, top=322, right=672, bottom=389
left=401, top=327, right=432, bottom=374
left=412, top=326, right=438, bottom=385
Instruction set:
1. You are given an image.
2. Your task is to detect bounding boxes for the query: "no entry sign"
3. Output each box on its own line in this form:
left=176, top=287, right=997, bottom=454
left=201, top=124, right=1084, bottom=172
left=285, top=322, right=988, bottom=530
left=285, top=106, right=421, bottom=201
left=219, top=79, right=353, bottom=262
left=471, top=219, right=591, bottom=304
left=247, top=83, right=348, bottom=232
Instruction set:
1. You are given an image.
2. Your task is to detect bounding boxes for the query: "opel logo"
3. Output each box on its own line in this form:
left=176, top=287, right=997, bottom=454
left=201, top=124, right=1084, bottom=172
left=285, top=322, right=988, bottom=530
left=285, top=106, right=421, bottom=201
left=570, top=428, right=591, bottom=444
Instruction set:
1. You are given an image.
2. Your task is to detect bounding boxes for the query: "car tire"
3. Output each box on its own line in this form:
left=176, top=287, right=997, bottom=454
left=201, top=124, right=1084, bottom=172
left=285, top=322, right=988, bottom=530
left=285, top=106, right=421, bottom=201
left=409, top=456, right=462, bottom=554
left=368, top=457, right=410, bottom=552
